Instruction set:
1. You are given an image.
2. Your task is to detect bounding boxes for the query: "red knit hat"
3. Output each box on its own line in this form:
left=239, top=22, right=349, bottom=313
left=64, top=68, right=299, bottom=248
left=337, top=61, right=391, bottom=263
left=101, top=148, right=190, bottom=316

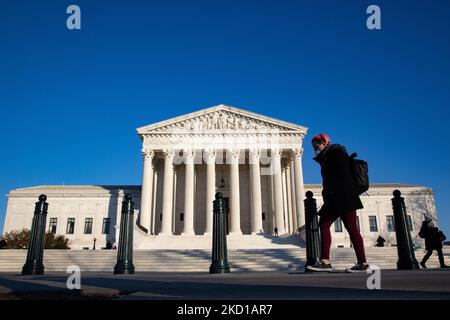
left=311, top=133, right=331, bottom=145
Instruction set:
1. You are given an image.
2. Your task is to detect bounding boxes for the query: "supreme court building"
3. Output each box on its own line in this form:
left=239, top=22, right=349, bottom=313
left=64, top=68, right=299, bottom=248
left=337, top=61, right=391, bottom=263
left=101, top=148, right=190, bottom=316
left=3, top=105, right=439, bottom=249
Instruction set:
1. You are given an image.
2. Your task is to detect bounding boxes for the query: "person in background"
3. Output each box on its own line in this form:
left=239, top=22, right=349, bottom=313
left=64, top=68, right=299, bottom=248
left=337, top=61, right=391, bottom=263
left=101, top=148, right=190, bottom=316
left=0, top=237, right=7, bottom=249
left=419, top=218, right=448, bottom=269
left=376, top=235, right=386, bottom=247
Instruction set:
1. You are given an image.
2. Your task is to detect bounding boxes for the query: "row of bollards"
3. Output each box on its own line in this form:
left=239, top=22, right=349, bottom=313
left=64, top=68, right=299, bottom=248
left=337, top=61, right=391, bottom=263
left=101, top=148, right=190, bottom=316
left=21, top=193, right=136, bottom=275
left=21, top=189, right=419, bottom=275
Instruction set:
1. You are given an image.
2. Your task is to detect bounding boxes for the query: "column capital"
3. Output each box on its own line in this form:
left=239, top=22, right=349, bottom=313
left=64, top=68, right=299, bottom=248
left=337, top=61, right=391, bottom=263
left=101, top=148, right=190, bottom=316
left=249, top=149, right=261, bottom=159
left=229, top=149, right=241, bottom=157
left=183, top=149, right=195, bottom=164
left=163, top=149, right=175, bottom=159
left=227, top=149, right=241, bottom=164
left=290, top=148, right=303, bottom=159
left=142, top=149, right=155, bottom=160
left=204, top=149, right=217, bottom=164
left=271, top=149, right=282, bottom=158
left=249, top=149, right=261, bottom=165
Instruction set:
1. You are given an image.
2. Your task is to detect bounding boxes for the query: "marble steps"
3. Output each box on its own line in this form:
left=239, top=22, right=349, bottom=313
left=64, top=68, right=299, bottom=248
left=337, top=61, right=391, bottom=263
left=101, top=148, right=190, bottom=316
left=0, top=248, right=448, bottom=273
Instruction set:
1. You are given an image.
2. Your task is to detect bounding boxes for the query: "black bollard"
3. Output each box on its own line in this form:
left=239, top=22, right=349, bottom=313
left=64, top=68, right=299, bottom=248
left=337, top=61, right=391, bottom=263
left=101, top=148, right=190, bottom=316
left=22, top=195, right=48, bottom=275
left=209, top=192, right=230, bottom=274
left=114, top=194, right=135, bottom=274
left=392, top=190, right=419, bottom=270
left=304, top=191, right=321, bottom=271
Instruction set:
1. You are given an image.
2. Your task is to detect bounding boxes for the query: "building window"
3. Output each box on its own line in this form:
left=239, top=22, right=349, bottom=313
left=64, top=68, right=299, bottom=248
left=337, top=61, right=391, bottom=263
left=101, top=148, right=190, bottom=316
left=48, top=218, right=57, bottom=234
left=407, top=215, right=413, bottom=232
left=180, top=213, right=184, bottom=221
left=369, top=216, right=378, bottom=232
left=334, top=218, right=343, bottom=232
left=102, top=218, right=111, bottom=234
left=66, top=218, right=75, bottom=234
left=262, top=212, right=266, bottom=221
left=387, top=216, right=395, bottom=232
left=84, top=218, right=93, bottom=234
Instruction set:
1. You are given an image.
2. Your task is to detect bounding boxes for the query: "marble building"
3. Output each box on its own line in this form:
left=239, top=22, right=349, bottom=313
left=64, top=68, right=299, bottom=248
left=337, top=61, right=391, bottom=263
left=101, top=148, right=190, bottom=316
left=2, top=105, right=439, bottom=249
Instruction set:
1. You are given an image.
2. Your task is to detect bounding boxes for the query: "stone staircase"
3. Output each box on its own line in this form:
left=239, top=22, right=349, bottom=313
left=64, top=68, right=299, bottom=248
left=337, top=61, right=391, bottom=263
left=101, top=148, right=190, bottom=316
left=0, top=247, right=448, bottom=273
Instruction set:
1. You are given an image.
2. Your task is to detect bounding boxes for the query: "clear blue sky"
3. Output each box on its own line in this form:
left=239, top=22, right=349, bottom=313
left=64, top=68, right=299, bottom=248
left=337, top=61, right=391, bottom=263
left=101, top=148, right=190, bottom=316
left=1, top=0, right=449, bottom=236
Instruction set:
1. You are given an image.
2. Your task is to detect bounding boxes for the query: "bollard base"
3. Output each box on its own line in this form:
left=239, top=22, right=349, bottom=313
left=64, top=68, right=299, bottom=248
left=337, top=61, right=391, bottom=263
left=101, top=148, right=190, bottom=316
left=209, top=261, right=230, bottom=274
left=113, top=261, right=135, bottom=275
left=21, top=261, right=45, bottom=276
left=397, top=259, right=420, bottom=270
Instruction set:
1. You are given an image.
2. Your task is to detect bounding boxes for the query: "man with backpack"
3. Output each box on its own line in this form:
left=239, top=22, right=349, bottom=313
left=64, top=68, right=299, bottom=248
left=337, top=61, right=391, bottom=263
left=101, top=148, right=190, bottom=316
left=306, top=133, right=370, bottom=272
left=419, top=218, right=448, bottom=269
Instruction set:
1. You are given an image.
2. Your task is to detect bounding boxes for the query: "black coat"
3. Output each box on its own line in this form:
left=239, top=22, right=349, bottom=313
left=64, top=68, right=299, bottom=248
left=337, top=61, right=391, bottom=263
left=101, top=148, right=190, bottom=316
left=314, top=144, right=363, bottom=217
left=419, top=223, right=445, bottom=250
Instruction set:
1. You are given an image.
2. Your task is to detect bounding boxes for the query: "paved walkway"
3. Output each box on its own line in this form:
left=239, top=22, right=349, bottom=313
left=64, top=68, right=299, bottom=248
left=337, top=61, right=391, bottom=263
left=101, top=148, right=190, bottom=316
left=0, top=269, right=449, bottom=300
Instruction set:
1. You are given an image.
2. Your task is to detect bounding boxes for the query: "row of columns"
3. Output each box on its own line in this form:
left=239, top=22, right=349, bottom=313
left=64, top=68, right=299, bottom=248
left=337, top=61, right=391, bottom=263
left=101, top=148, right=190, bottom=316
left=139, top=149, right=305, bottom=236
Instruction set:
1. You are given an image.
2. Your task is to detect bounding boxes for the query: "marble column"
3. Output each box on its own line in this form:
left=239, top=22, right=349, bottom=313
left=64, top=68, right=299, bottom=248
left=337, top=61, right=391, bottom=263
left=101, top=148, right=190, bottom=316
left=140, top=149, right=154, bottom=233
left=292, top=149, right=305, bottom=227
left=289, top=158, right=298, bottom=232
left=160, top=150, right=174, bottom=235
left=182, top=150, right=195, bottom=235
left=250, top=149, right=263, bottom=234
left=282, top=165, right=288, bottom=233
left=150, top=161, right=159, bottom=235
left=229, top=149, right=242, bottom=235
left=204, top=149, right=216, bottom=235
left=272, top=149, right=285, bottom=234
left=269, top=169, right=275, bottom=232
left=172, top=167, right=178, bottom=232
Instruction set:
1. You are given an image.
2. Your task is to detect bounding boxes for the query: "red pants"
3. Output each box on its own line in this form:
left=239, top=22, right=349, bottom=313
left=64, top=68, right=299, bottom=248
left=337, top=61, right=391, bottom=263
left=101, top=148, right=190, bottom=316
left=319, top=211, right=367, bottom=264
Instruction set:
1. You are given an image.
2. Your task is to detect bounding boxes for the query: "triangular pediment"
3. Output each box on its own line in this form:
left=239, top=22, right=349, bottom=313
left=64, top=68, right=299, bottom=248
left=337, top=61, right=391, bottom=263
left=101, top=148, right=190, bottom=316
left=137, top=104, right=308, bottom=135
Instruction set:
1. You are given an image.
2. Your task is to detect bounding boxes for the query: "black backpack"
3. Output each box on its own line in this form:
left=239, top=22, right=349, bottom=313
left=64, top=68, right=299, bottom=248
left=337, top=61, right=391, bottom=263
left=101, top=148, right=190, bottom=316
left=349, top=153, right=369, bottom=195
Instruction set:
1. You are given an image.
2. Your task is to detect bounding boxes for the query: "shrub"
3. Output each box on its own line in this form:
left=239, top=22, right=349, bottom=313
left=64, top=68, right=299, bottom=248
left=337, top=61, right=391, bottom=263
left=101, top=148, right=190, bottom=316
left=2, top=228, right=70, bottom=249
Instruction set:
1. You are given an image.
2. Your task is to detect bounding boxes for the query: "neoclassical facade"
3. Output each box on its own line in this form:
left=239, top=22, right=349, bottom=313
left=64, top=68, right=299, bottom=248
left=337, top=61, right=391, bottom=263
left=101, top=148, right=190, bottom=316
left=136, top=105, right=308, bottom=237
left=2, top=105, right=440, bottom=249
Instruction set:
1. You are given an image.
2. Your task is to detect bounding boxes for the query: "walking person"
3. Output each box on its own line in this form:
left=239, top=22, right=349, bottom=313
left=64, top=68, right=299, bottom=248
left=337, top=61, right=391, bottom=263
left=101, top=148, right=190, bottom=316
left=306, top=133, right=369, bottom=272
left=419, top=218, right=448, bottom=269
left=274, top=227, right=279, bottom=237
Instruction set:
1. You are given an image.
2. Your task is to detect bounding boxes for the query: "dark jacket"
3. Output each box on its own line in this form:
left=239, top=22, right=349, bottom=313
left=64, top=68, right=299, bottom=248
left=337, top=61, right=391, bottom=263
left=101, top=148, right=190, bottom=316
left=376, top=236, right=386, bottom=247
left=419, top=223, right=446, bottom=250
left=314, top=143, right=363, bottom=217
